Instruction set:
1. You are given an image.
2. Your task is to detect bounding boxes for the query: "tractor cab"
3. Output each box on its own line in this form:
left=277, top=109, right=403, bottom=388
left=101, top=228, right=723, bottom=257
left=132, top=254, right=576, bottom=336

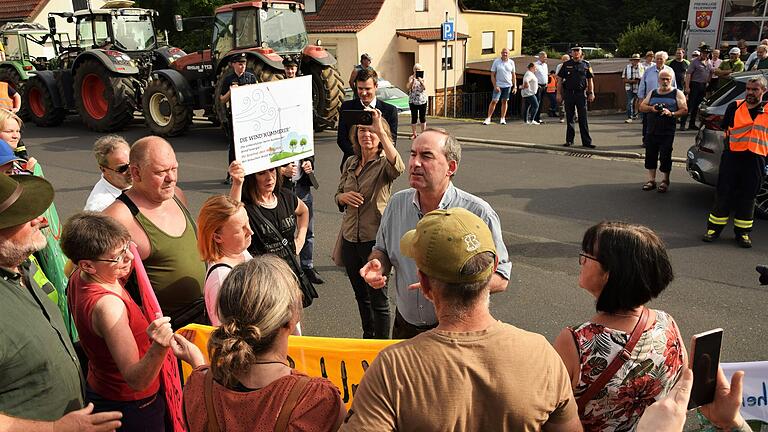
left=73, top=1, right=160, bottom=53
left=0, top=22, right=59, bottom=73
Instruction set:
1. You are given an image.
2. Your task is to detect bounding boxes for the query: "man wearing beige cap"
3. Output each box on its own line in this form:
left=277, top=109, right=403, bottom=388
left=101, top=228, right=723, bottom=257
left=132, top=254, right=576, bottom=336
left=341, top=208, right=580, bottom=431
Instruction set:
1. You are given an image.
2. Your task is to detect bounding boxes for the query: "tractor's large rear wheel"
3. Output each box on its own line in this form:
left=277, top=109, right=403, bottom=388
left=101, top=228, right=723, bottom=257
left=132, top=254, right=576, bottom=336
left=213, top=61, right=283, bottom=133
left=0, top=66, right=29, bottom=120
left=307, top=63, right=344, bottom=132
left=756, top=178, right=768, bottom=219
left=142, top=78, right=191, bottom=137
left=23, top=77, right=65, bottom=127
left=74, top=59, right=136, bottom=132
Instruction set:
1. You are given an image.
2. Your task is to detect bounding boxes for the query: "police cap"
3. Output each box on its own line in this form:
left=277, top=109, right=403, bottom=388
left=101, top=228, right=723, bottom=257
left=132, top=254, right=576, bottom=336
left=230, top=52, right=248, bottom=63
left=570, top=44, right=583, bottom=51
left=282, top=56, right=298, bottom=67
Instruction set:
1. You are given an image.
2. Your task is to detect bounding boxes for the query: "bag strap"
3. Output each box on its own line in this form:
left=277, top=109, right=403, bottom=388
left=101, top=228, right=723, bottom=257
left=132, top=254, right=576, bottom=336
left=275, top=375, right=312, bottom=432
left=116, top=192, right=140, bottom=216
left=248, top=204, right=304, bottom=274
left=576, top=307, right=650, bottom=414
left=204, top=368, right=221, bottom=432
left=206, top=263, right=232, bottom=281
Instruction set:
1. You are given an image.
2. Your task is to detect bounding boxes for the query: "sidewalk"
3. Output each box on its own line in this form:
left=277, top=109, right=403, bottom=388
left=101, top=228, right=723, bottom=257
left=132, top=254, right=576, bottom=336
left=397, top=114, right=696, bottom=162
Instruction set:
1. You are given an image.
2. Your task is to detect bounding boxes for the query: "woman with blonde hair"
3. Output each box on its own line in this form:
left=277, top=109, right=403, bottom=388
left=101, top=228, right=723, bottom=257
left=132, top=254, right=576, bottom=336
left=183, top=255, right=345, bottom=431
left=0, top=108, right=35, bottom=171
left=336, top=108, right=403, bottom=338
left=406, top=63, right=427, bottom=139
left=197, top=195, right=253, bottom=326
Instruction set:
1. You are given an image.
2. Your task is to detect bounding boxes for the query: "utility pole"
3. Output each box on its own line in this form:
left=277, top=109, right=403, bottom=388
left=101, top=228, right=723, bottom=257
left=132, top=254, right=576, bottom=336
left=443, top=11, right=449, bottom=118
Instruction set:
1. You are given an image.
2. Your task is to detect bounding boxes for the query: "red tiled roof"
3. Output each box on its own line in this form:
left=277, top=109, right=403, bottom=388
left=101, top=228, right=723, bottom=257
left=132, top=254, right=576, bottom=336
left=396, top=28, right=469, bottom=42
left=305, top=0, right=384, bottom=33
left=0, top=0, right=47, bottom=22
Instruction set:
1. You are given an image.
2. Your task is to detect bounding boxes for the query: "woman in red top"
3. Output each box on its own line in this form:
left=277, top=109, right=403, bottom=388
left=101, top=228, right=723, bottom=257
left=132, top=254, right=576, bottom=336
left=183, top=255, right=345, bottom=432
left=61, top=212, right=203, bottom=431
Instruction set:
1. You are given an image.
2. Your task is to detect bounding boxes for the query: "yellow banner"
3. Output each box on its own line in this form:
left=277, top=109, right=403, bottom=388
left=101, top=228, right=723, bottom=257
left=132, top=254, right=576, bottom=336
left=178, top=324, right=398, bottom=408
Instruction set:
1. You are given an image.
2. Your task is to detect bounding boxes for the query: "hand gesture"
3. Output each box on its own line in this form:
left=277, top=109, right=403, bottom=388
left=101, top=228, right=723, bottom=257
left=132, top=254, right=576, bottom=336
left=588, top=93, right=595, bottom=103
left=146, top=313, right=174, bottom=348
left=364, top=107, right=386, bottom=140
left=301, top=160, right=313, bottom=174
left=700, top=368, right=746, bottom=429
left=228, top=160, right=245, bottom=185
left=171, top=330, right=206, bottom=368
left=360, top=259, right=387, bottom=288
left=281, top=162, right=298, bottom=178
left=636, top=368, right=692, bottom=432
left=338, top=191, right=365, bottom=208
left=52, top=403, right=122, bottom=432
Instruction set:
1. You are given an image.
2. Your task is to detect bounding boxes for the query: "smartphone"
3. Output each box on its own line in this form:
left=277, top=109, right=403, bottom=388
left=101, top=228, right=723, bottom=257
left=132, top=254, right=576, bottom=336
left=687, top=328, right=723, bottom=409
left=341, top=110, right=373, bottom=126
left=416, top=70, right=424, bottom=79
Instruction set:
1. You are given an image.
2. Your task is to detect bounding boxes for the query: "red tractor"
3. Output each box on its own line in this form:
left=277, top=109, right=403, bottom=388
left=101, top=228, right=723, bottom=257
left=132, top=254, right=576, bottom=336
left=142, top=1, right=344, bottom=136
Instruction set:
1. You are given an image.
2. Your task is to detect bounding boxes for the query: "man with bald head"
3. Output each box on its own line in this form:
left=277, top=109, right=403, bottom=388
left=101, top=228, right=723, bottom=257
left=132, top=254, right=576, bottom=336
left=104, top=136, right=206, bottom=327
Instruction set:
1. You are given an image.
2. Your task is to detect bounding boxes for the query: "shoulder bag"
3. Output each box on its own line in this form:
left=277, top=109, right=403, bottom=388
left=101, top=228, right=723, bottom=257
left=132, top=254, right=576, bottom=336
left=575, top=306, right=650, bottom=415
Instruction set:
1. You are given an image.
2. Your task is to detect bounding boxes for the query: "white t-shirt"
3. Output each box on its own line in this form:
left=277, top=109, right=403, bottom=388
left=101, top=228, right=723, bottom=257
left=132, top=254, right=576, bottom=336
left=491, top=58, right=515, bottom=88
left=204, top=251, right=252, bottom=326
left=521, top=71, right=538, bottom=97
left=84, top=176, right=126, bottom=212
left=534, top=60, right=548, bottom=85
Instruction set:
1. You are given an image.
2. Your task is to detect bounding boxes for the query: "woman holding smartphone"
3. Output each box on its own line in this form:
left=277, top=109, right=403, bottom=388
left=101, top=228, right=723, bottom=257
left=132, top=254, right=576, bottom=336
left=406, top=64, right=427, bottom=139
left=335, top=108, right=403, bottom=339
left=553, top=221, right=687, bottom=432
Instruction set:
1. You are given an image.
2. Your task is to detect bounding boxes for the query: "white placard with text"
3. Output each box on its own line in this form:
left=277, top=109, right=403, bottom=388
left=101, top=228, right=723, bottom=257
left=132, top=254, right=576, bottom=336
left=231, top=75, right=314, bottom=175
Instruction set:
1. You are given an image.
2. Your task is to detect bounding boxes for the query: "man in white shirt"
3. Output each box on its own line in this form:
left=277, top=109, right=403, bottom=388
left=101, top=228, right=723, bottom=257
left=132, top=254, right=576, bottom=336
left=533, top=51, right=549, bottom=123
left=622, top=53, right=644, bottom=123
left=84, top=135, right=132, bottom=211
left=483, top=48, right=516, bottom=125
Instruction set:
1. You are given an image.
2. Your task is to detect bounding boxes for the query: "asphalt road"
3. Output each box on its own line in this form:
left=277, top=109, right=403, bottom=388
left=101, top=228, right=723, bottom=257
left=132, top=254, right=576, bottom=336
left=22, top=115, right=768, bottom=362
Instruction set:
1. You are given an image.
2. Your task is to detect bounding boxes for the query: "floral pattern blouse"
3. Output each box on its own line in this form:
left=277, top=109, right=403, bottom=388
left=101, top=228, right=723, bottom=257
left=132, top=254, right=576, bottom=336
left=570, top=309, right=685, bottom=432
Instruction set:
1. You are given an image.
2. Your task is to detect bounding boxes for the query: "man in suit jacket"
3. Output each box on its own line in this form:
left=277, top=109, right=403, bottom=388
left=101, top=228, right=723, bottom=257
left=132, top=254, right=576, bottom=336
left=338, top=68, right=398, bottom=170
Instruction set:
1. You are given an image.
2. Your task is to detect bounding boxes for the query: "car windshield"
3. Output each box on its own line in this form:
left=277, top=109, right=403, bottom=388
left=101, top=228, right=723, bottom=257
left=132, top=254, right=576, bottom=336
left=112, top=14, right=156, bottom=51
left=258, top=6, right=307, bottom=53
left=707, top=79, right=743, bottom=107
left=377, top=86, right=408, bottom=100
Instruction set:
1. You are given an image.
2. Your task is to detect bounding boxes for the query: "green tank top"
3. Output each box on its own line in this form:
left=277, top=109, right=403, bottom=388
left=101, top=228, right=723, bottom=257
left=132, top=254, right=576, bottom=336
left=129, top=196, right=205, bottom=319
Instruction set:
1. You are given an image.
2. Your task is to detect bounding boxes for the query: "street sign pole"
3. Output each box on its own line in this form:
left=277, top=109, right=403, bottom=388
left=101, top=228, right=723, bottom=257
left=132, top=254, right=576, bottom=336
left=443, top=12, right=450, bottom=117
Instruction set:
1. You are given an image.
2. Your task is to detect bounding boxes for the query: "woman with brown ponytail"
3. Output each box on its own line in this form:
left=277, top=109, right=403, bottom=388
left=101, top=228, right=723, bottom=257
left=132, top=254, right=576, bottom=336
left=183, top=255, right=345, bottom=431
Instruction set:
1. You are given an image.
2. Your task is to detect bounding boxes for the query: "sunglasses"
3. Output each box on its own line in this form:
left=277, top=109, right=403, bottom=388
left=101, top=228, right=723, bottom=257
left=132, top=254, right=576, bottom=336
left=578, top=252, right=600, bottom=265
left=94, top=241, right=133, bottom=264
left=102, top=163, right=130, bottom=174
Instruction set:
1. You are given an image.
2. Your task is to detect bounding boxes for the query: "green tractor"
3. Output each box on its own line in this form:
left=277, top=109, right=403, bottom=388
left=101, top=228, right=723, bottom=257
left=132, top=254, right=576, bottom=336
left=141, top=0, right=344, bottom=137
left=24, top=0, right=186, bottom=131
left=0, top=22, right=62, bottom=119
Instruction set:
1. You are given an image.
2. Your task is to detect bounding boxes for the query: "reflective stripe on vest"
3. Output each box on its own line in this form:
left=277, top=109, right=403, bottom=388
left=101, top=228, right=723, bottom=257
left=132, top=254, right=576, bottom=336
left=727, top=99, right=768, bottom=156
left=0, top=82, right=13, bottom=110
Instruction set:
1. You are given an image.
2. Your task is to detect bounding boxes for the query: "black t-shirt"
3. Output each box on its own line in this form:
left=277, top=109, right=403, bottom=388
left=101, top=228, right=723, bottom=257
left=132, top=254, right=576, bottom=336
left=243, top=187, right=299, bottom=260
left=668, top=60, right=689, bottom=88
left=222, top=71, right=258, bottom=90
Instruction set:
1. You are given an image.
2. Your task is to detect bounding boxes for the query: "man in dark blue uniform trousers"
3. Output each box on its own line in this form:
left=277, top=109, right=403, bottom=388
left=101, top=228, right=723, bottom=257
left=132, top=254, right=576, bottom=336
left=219, top=53, right=258, bottom=183
left=703, top=76, right=768, bottom=248
left=557, top=44, right=596, bottom=148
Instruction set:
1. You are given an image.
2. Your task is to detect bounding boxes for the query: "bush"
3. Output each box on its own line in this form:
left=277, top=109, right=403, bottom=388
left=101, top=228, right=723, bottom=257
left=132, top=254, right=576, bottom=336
left=617, top=18, right=676, bottom=57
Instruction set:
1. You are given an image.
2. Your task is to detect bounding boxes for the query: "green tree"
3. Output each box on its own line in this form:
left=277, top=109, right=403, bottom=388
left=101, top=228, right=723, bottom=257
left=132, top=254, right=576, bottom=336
left=289, top=139, right=298, bottom=153
left=616, top=19, right=676, bottom=57
left=300, top=137, right=307, bottom=152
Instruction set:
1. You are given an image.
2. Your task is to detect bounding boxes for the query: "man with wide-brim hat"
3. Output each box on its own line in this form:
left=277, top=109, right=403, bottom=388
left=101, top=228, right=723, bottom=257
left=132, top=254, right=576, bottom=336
left=0, top=173, right=122, bottom=430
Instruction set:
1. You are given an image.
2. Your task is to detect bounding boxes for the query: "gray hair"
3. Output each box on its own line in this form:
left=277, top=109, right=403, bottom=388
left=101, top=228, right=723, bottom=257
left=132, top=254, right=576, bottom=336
left=93, top=134, right=129, bottom=167
left=655, top=51, right=669, bottom=61
left=748, top=76, right=768, bottom=89
left=422, top=127, right=461, bottom=170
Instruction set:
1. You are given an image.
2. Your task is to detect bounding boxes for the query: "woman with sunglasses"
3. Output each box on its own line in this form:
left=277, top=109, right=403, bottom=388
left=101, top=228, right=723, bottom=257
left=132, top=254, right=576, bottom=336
left=553, top=221, right=687, bottom=432
left=61, top=212, right=204, bottom=431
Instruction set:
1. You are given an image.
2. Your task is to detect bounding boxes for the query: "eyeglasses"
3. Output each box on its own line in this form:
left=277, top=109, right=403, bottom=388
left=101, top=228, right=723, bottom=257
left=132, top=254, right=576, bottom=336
left=94, top=241, right=133, bottom=264
left=658, top=77, right=672, bottom=81
left=101, top=163, right=130, bottom=174
left=578, top=252, right=600, bottom=265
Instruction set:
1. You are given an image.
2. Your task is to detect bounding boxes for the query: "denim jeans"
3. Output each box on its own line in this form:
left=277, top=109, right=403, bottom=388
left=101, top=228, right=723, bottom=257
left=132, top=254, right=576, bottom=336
left=296, top=182, right=314, bottom=269
left=524, top=95, right=539, bottom=122
left=626, top=89, right=637, bottom=119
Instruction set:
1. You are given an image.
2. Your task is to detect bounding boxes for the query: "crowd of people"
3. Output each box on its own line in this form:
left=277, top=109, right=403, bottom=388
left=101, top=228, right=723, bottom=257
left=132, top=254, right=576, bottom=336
left=0, top=43, right=761, bottom=432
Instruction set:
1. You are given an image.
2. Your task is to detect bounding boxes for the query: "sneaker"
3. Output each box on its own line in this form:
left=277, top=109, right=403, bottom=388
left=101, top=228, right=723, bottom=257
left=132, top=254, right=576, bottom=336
left=736, top=233, right=753, bottom=248
left=482, top=118, right=491, bottom=125
left=582, top=143, right=596, bottom=149
left=702, top=230, right=720, bottom=243
left=302, top=267, right=325, bottom=284
left=500, top=118, right=507, bottom=125
left=525, top=121, right=531, bottom=125
left=625, top=118, right=633, bottom=123
left=530, top=120, right=540, bottom=125
left=559, top=118, right=565, bottom=123
left=563, top=142, right=573, bottom=147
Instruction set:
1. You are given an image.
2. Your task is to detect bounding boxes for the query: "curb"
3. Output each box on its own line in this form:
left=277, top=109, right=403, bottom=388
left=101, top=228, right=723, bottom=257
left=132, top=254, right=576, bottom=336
left=396, top=131, right=687, bottom=163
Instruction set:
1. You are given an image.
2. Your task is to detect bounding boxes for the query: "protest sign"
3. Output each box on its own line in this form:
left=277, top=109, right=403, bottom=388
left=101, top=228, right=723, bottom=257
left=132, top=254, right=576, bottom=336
left=178, top=324, right=398, bottom=408
left=231, top=75, right=314, bottom=175
left=722, top=361, right=768, bottom=424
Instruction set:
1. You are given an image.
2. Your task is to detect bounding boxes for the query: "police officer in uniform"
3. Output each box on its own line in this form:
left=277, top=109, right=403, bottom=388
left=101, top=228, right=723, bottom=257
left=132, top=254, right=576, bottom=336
left=557, top=44, right=596, bottom=148
left=703, top=76, right=768, bottom=248
left=220, top=53, right=258, bottom=183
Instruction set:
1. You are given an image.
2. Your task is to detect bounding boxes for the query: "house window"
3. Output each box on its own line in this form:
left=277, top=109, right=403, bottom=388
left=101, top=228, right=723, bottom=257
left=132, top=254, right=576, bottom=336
left=482, top=31, right=494, bottom=54
left=507, top=30, right=515, bottom=51
left=442, top=45, right=453, bottom=70
left=305, top=0, right=316, bottom=13
left=416, top=0, right=427, bottom=12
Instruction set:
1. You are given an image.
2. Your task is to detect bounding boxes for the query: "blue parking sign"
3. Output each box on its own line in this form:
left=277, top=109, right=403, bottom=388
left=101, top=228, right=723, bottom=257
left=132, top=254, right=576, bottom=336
left=442, top=21, right=454, bottom=41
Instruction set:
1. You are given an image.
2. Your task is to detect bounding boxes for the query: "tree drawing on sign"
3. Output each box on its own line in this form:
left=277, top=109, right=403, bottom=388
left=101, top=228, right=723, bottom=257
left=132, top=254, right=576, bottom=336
left=289, top=139, right=298, bottom=154
left=300, top=137, right=307, bottom=152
